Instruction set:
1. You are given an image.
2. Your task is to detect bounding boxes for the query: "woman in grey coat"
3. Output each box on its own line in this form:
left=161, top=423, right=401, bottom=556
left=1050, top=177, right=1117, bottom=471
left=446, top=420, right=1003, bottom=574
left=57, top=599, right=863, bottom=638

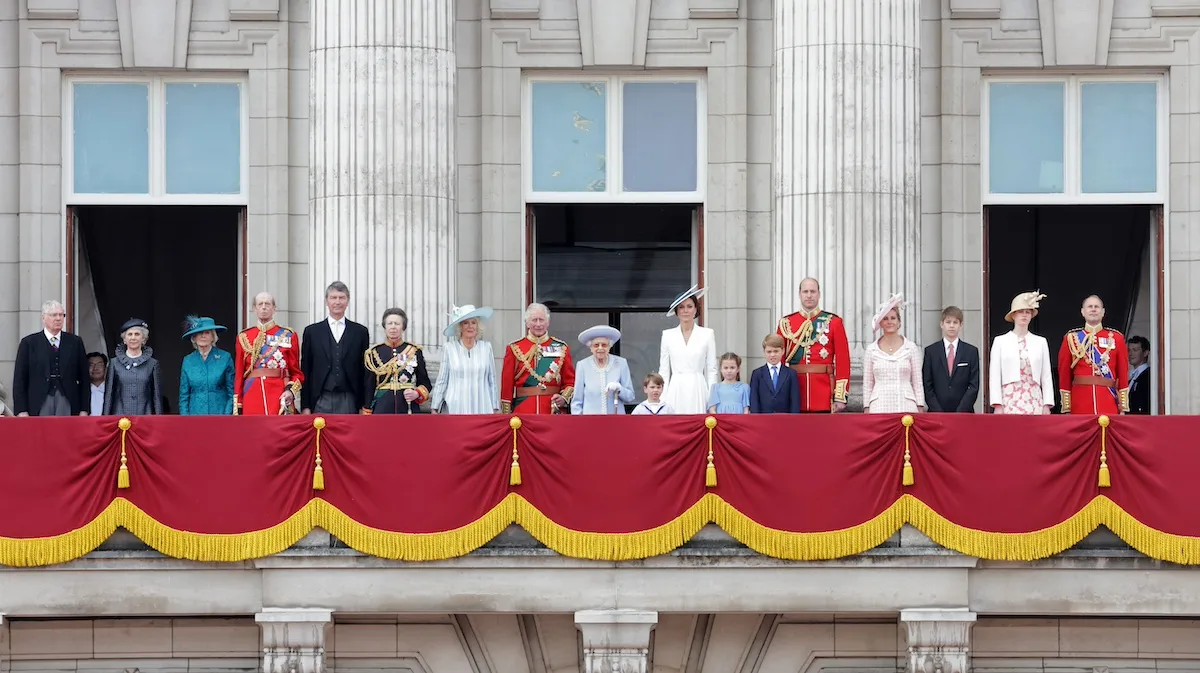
left=104, top=318, right=163, bottom=416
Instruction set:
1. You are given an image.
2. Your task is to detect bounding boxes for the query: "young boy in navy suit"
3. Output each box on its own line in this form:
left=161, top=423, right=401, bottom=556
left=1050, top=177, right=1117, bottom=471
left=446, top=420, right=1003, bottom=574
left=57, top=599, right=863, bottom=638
left=750, top=334, right=800, bottom=414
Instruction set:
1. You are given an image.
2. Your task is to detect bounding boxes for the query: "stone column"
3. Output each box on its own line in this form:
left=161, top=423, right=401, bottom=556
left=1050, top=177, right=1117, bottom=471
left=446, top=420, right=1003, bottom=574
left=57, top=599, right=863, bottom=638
left=900, top=608, right=977, bottom=673
left=309, top=0, right=456, bottom=356
left=0, top=2, right=17, bottom=385
left=256, top=608, right=332, bottom=673
left=574, top=609, right=658, bottom=673
left=774, top=0, right=922, bottom=348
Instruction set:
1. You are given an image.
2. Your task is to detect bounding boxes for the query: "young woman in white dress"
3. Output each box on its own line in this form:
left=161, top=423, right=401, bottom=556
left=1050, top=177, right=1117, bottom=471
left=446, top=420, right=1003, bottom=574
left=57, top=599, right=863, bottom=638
left=658, top=285, right=718, bottom=414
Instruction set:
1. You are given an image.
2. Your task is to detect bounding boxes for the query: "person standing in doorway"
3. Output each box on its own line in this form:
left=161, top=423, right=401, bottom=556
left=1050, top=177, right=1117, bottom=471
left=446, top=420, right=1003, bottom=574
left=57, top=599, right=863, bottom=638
left=658, top=285, right=717, bottom=414
left=775, top=277, right=851, bottom=412
left=921, top=306, right=980, bottom=412
left=1058, top=295, right=1129, bottom=415
left=1128, top=335, right=1151, bottom=414
left=499, top=303, right=575, bottom=415
left=12, top=300, right=90, bottom=416
left=989, top=291, right=1054, bottom=415
left=104, top=318, right=163, bottom=416
left=87, top=352, right=108, bottom=416
left=179, top=316, right=235, bottom=416
left=301, top=281, right=370, bottom=415
left=234, top=292, right=303, bottom=415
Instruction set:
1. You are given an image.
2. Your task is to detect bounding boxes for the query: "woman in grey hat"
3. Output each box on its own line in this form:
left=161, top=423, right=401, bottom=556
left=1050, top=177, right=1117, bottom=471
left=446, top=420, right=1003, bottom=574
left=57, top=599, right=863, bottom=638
left=104, top=318, right=163, bottom=416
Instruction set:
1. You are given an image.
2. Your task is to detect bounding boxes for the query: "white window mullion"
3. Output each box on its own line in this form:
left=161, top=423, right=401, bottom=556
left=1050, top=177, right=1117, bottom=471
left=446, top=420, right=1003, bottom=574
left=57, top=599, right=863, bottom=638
left=609, top=75, right=621, bottom=197
left=150, top=78, right=164, bottom=198
left=1064, top=75, right=1079, bottom=199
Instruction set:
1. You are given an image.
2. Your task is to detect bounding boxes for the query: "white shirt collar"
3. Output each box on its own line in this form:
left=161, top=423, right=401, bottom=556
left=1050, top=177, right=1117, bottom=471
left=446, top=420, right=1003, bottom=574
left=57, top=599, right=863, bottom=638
left=943, top=337, right=959, bottom=350
left=44, top=328, right=61, bottom=342
left=327, top=316, right=345, bottom=327
left=92, top=382, right=104, bottom=391
left=1131, top=362, right=1150, bottom=380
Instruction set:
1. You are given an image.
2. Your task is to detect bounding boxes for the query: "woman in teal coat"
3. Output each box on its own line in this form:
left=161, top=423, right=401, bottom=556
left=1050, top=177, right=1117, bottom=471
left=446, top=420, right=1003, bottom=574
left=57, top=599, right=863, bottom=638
left=179, top=316, right=235, bottom=415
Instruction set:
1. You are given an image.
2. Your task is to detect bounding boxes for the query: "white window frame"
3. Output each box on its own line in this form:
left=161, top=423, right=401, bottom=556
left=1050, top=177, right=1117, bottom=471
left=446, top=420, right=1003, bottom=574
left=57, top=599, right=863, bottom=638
left=982, top=73, right=1167, bottom=205
left=64, top=73, right=250, bottom=206
left=522, top=73, right=707, bottom=204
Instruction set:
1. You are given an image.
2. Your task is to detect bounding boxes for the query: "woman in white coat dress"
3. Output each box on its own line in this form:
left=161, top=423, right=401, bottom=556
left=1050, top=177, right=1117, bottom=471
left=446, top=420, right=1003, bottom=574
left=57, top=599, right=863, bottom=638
left=989, top=291, right=1055, bottom=414
left=658, top=285, right=718, bottom=414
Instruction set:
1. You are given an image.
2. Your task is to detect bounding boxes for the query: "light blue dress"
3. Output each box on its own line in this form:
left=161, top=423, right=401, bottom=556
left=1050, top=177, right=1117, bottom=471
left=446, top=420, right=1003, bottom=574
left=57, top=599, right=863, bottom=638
left=430, top=339, right=499, bottom=414
left=707, top=381, right=750, bottom=414
left=571, top=355, right=636, bottom=415
left=179, top=347, right=235, bottom=415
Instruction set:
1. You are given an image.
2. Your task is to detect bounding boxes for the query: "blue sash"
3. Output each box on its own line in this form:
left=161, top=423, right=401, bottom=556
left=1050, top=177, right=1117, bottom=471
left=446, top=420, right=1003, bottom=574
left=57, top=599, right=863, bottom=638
left=1078, top=330, right=1118, bottom=402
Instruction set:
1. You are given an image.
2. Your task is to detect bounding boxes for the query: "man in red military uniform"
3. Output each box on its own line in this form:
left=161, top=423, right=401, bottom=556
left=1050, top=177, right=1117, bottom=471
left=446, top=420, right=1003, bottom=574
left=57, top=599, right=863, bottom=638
left=776, top=277, right=851, bottom=412
left=500, top=303, right=575, bottom=414
left=1058, top=294, right=1129, bottom=415
left=234, top=291, right=303, bottom=415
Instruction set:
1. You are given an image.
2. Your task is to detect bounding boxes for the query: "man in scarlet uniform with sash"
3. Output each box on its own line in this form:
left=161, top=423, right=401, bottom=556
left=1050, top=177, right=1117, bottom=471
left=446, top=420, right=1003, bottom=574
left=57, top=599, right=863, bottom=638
left=776, top=277, right=851, bottom=412
left=1058, top=294, right=1129, bottom=415
left=234, top=291, right=303, bottom=415
left=500, top=303, right=575, bottom=414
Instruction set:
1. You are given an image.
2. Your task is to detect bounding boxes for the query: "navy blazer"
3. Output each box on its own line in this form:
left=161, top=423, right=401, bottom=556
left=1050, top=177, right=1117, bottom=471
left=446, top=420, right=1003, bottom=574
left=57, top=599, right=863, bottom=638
left=921, top=339, right=980, bottom=413
left=749, top=362, right=799, bottom=414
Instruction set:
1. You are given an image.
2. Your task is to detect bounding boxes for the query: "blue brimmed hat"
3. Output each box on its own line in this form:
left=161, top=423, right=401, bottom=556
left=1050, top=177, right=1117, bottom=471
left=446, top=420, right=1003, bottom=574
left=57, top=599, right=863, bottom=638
left=443, top=304, right=494, bottom=337
left=181, top=315, right=226, bottom=339
left=666, top=284, right=707, bottom=317
left=579, top=324, right=621, bottom=346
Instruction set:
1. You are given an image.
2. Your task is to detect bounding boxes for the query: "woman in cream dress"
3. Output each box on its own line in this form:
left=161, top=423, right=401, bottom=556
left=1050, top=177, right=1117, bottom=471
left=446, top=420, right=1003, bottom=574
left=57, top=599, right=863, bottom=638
left=990, top=291, right=1055, bottom=414
left=658, top=285, right=718, bottom=414
left=862, top=293, right=925, bottom=414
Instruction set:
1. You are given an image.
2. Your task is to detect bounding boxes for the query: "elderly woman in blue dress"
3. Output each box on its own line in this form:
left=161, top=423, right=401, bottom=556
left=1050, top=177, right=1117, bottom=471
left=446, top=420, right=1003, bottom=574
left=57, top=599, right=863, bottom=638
left=430, top=304, right=499, bottom=414
left=571, top=325, right=636, bottom=415
left=179, top=316, right=235, bottom=415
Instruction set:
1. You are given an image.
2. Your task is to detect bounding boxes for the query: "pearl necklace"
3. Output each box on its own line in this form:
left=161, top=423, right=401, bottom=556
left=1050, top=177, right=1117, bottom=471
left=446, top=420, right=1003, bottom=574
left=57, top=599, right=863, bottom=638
left=592, top=357, right=613, bottom=373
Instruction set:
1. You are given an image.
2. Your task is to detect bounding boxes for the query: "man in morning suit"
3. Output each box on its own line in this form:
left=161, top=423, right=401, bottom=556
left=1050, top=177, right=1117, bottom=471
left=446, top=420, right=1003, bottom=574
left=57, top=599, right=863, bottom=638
left=301, top=281, right=370, bottom=415
left=1058, top=295, right=1129, bottom=415
left=234, top=292, right=303, bottom=415
left=749, top=334, right=800, bottom=414
left=922, top=306, right=980, bottom=412
left=500, top=303, right=575, bottom=414
left=12, top=299, right=90, bottom=416
left=775, top=277, right=851, bottom=412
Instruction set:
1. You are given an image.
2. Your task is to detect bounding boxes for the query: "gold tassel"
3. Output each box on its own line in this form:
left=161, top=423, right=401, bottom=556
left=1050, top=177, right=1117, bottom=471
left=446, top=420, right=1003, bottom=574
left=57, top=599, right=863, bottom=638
left=312, top=417, right=326, bottom=490
left=901, top=414, right=915, bottom=486
left=509, top=416, right=523, bottom=486
left=117, top=417, right=132, bottom=489
left=1098, top=414, right=1111, bottom=488
left=705, top=416, right=718, bottom=488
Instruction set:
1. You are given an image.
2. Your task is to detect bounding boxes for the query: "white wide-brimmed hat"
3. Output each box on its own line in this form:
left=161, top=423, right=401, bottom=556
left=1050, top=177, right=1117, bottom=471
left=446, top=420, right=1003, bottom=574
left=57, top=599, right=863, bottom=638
left=1005, top=291, right=1046, bottom=322
left=578, top=324, right=621, bottom=346
left=443, top=304, right=494, bottom=337
left=666, top=284, right=707, bottom=317
left=871, top=293, right=904, bottom=332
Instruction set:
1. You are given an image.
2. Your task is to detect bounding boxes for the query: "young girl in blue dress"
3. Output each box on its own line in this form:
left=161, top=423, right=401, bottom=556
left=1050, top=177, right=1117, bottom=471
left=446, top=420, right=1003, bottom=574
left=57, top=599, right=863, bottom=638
left=706, top=352, right=750, bottom=414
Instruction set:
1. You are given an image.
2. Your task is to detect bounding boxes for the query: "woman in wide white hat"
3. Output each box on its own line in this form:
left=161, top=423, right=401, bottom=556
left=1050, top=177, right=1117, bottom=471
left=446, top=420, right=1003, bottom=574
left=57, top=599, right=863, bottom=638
left=430, top=304, right=499, bottom=414
left=989, top=291, right=1055, bottom=414
left=658, top=284, right=718, bottom=414
left=571, top=325, right=636, bottom=415
left=862, top=293, right=925, bottom=414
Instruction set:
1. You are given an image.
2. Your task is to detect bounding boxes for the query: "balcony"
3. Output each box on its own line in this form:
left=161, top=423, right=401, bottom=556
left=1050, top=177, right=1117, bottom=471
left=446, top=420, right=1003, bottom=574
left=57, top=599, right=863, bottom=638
left=2, top=413, right=1198, bottom=618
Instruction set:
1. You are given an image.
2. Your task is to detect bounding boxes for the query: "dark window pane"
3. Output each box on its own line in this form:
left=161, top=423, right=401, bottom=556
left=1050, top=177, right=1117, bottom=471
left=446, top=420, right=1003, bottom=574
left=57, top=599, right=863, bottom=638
left=534, top=204, right=694, bottom=309
left=547, top=311, right=608, bottom=367
left=618, top=311, right=677, bottom=390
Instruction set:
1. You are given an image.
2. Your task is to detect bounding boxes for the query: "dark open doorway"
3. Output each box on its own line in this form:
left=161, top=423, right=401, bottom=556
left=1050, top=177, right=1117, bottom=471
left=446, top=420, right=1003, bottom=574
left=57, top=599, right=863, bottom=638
left=985, top=204, right=1158, bottom=412
left=74, top=205, right=242, bottom=414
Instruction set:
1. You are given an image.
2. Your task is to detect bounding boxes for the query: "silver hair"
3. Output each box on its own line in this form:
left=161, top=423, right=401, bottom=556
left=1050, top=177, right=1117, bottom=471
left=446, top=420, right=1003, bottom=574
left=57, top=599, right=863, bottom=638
left=454, top=318, right=486, bottom=341
left=253, top=291, right=276, bottom=306
left=325, top=281, right=350, bottom=299
left=525, top=303, right=550, bottom=322
left=124, top=326, right=150, bottom=344
left=190, top=331, right=220, bottom=348
left=41, top=300, right=64, bottom=315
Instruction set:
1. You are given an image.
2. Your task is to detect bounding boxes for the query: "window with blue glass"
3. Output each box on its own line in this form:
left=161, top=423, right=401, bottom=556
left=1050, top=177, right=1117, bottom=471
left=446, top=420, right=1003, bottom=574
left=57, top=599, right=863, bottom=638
left=622, top=82, right=698, bottom=192
left=73, top=83, right=151, bottom=194
left=165, top=83, right=242, bottom=194
left=1081, top=82, right=1157, bottom=194
left=988, top=82, right=1065, bottom=194
left=531, top=82, right=608, bottom=193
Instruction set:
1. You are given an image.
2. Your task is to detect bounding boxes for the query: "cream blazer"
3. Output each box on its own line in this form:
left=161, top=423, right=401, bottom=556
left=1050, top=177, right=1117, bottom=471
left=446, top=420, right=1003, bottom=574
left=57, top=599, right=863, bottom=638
left=989, top=331, right=1055, bottom=406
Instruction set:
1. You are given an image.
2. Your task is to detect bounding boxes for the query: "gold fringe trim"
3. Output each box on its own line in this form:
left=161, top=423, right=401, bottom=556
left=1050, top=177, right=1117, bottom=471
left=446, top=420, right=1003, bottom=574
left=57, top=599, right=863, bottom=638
left=313, top=496, right=516, bottom=560
left=9, top=494, right=1200, bottom=566
left=514, top=494, right=712, bottom=561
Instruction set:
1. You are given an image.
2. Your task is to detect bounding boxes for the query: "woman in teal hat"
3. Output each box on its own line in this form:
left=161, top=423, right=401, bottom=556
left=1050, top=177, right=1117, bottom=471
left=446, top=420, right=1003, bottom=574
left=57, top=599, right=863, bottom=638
left=179, top=315, right=235, bottom=415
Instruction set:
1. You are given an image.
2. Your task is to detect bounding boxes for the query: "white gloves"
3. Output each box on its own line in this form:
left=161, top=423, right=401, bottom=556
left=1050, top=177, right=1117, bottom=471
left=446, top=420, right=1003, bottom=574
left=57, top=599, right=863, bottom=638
left=605, top=381, right=623, bottom=393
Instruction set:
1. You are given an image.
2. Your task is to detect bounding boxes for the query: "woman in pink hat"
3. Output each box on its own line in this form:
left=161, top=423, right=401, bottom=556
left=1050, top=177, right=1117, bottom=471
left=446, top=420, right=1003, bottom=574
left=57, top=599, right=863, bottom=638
left=862, top=293, right=925, bottom=414
left=989, top=291, right=1055, bottom=414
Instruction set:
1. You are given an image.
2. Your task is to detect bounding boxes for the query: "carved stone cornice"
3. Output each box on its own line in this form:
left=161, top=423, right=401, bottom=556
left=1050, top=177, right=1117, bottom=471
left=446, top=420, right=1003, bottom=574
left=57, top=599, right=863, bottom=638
left=687, top=0, right=739, bottom=19
left=25, top=0, right=80, bottom=20
left=1152, top=0, right=1200, bottom=16
left=948, top=0, right=1001, bottom=19
left=490, top=0, right=540, bottom=19
left=575, top=610, right=657, bottom=673
left=229, top=0, right=281, bottom=21
left=256, top=608, right=332, bottom=673
left=900, top=608, right=976, bottom=673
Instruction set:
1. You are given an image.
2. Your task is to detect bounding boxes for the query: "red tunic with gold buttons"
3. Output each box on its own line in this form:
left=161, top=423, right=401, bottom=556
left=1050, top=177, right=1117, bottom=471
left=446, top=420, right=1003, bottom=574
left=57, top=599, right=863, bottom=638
left=1057, top=324, right=1129, bottom=415
left=234, top=322, right=303, bottom=415
left=776, top=309, right=851, bottom=412
left=500, top=333, right=576, bottom=415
